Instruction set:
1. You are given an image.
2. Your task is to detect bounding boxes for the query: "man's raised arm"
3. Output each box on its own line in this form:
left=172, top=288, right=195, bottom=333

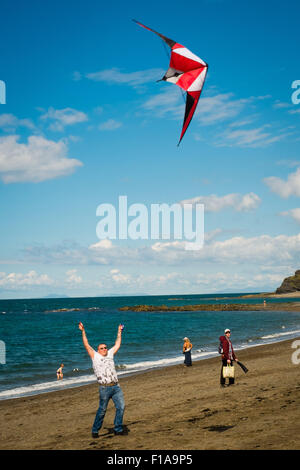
left=79, top=322, right=95, bottom=359
left=112, top=325, right=123, bottom=355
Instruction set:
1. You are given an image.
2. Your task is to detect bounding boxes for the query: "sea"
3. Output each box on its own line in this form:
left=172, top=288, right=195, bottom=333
left=1, top=293, right=300, bottom=401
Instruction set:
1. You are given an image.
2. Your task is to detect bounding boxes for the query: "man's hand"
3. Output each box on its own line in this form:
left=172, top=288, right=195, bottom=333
left=79, top=322, right=84, bottom=332
left=227, top=359, right=231, bottom=364
left=118, top=324, right=123, bottom=335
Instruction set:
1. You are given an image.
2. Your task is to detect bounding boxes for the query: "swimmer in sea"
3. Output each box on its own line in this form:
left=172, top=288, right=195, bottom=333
left=56, top=363, right=64, bottom=380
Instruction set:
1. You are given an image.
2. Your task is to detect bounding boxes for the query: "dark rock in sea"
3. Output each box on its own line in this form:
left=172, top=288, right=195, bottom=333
left=275, top=270, right=300, bottom=294
left=119, top=302, right=300, bottom=312
left=119, top=304, right=263, bottom=312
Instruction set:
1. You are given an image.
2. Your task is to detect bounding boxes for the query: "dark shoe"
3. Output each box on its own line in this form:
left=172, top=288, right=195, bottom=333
left=92, top=432, right=99, bottom=438
left=114, top=429, right=127, bottom=436
left=220, top=384, right=225, bottom=388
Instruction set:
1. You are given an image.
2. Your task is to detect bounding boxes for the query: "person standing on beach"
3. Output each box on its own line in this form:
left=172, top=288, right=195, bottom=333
left=56, top=363, right=64, bottom=380
left=183, top=337, right=193, bottom=366
left=78, top=322, right=125, bottom=438
left=219, top=329, right=238, bottom=387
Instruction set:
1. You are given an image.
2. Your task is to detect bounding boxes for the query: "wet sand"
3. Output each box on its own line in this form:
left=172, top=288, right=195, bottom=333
left=0, top=338, right=300, bottom=450
left=240, top=292, right=300, bottom=299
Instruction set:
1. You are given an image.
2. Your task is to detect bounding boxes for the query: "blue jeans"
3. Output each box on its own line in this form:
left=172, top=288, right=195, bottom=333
left=92, top=384, right=125, bottom=434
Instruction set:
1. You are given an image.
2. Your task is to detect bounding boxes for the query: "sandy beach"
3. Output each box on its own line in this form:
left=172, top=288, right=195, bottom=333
left=240, top=292, right=300, bottom=299
left=266, top=292, right=300, bottom=299
left=0, top=338, right=299, bottom=450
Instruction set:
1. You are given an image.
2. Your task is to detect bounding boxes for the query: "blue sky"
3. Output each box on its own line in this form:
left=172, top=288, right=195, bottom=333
left=1, top=0, right=300, bottom=298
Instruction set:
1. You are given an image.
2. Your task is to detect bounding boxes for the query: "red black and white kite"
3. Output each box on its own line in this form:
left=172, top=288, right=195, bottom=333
left=133, top=19, right=208, bottom=145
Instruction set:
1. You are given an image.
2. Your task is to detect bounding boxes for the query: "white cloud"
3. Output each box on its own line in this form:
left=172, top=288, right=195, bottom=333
left=86, top=68, right=164, bottom=87
left=280, top=208, right=300, bottom=223
left=40, top=107, right=88, bottom=131
left=204, top=228, right=223, bottom=242
left=66, top=269, right=82, bottom=284
left=94, top=268, right=287, bottom=294
left=93, top=106, right=104, bottom=115
left=0, top=113, right=36, bottom=132
left=273, top=101, right=292, bottom=109
left=8, top=230, right=300, bottom=295
left=143, top=87, right=183, bottom=118
left=276, top=159, right=300, bottom=168
left=254, top=95, right=272, bottom=101
left=142, top=91, right=249, bottom=125
left=19, top=230, right=300, bottom=270
left=0, top=265, right=292, bottom=297
left=141, top=88, right=293, bottom=148
left=89, top=239, right=113, bottom=250
left=99, top=119, right=122, bottom=131
left=0, top=270, right=54, bottom=289
left=0, top=135, right=83, bottom=183
left=109, top=268, right=131, bottom=284
left=67, top=135, right=81, bottom=143
left=180, top=192, right=261, bottom=212
left=251, top=273, right=285, bottom=284
left=72, top=71, right=82, bottom=81
left=196, top=93, right=250, bottom=124
left=264, top=167, right=300, bottom=198
left=142, top=91, right=276, bottom=142
left=237, top=192, right=261, bottom=211
left=192, top=270, right=284, bottom=290
left=219, top=126, right=290, bottom=148
left=105, top=269, right=182, bottom=290
left=149, top=233, right=300, bottom=266
left=229, top=118, right=257, bottom=128
left=151, top=241, right=186, bottom=253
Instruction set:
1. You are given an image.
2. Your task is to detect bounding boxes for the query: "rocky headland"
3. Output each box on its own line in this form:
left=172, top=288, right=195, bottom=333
left=275, top=270, right=300, bottom=294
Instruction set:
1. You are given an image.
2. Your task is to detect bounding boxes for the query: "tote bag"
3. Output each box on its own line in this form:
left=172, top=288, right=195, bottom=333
left=222, top=364, right=235, bottom=378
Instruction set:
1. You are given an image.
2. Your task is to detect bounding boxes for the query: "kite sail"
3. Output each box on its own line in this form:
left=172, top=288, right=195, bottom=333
left=133, top=19, right=208, bottom=145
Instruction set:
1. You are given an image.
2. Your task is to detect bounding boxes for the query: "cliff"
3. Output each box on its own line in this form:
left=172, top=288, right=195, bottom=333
left=275, top=270, right=300, bottom=294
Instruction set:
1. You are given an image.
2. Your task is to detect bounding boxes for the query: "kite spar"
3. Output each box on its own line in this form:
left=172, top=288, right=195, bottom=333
left=133, top=19, right=208, bottom=145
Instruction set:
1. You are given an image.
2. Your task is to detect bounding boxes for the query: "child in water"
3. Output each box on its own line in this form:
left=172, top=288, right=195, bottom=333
left=56, top=363, right=64, bottom=380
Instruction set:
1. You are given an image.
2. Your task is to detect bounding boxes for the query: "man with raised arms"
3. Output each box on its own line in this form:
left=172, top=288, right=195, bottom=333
left=78, top=322, right=125, bottom=438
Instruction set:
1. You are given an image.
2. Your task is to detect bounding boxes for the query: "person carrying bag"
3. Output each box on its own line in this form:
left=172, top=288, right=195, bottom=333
left=219, top=329, right=238, bottom=387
